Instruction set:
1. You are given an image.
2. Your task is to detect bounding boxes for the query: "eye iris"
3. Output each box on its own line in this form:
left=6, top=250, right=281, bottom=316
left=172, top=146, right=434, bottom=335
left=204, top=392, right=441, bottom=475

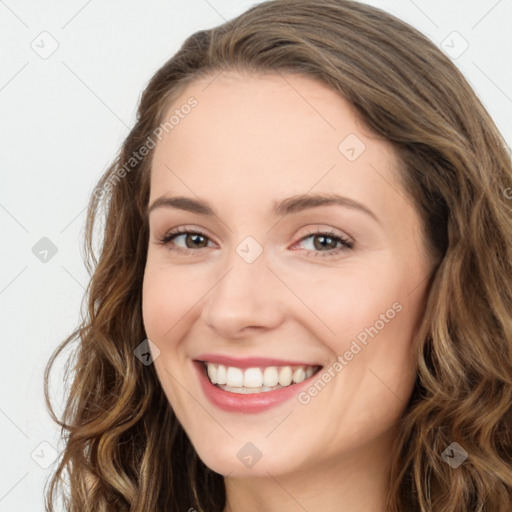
left=313, top=234, right=338, bottom=250
left=186, top=233, right=208, bottom=248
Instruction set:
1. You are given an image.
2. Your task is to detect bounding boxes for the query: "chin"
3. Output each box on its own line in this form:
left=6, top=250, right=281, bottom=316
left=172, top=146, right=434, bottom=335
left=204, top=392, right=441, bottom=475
left=191, top=437, right=306, bottom=478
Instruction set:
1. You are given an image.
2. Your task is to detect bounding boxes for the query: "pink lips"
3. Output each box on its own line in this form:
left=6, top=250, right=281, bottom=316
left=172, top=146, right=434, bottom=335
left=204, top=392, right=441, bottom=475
left=192, top=357, right=321, bottom=414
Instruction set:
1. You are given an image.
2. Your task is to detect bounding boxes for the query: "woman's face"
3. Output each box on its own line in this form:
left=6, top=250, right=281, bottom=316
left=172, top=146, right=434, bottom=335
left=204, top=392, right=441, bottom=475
left=142, top=72, right=433, bottom=477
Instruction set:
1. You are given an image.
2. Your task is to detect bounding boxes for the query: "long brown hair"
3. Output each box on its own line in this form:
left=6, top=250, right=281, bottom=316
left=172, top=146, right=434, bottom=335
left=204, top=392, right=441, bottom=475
left=44, top=0, right=512, bottom=510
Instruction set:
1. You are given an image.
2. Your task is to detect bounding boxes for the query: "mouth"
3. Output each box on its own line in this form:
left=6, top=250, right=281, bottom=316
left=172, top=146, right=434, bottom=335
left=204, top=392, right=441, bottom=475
left=198, top=360, right=323, bottom=395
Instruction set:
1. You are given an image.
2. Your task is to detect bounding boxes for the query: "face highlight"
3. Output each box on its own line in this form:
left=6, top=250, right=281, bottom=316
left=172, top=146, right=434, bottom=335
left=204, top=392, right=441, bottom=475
left=142, top=72, right=433, bottom=479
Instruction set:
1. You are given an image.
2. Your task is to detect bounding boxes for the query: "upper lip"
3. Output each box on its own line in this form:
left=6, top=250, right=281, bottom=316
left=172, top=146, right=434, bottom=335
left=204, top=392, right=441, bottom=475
left=194, top=353, right=322, bottom=369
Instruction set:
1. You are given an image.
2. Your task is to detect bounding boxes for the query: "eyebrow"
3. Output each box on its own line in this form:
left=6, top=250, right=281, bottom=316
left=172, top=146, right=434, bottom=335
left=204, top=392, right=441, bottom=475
left=146, top=193, right=380, bottom=224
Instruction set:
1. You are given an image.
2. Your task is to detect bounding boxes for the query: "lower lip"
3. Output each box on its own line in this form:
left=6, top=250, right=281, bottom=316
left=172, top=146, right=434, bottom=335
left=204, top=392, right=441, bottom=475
left=193, top=361, right=320, bottom=414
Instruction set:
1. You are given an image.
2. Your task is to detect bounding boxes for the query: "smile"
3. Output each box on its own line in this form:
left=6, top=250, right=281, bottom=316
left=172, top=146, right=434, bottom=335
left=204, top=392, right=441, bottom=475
left=202, top=361, right=322, bottom=394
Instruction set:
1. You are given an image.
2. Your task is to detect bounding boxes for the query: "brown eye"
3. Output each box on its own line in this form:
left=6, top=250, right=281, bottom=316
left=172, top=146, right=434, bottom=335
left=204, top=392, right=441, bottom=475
left=295, top=230, right=354, bottom=257
left=312, top=234, right=340, bottom=251
left=159, top=229, right=214, bottom=251
left=183, top=233, right=209, bottom=248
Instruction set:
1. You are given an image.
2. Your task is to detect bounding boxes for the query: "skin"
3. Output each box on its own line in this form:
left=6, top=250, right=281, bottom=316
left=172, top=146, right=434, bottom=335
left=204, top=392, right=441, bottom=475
left=142, top=71, right=434, bottom=512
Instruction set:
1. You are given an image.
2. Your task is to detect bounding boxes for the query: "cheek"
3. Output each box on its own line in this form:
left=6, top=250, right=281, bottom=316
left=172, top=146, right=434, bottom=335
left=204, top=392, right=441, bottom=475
left=141, top=260, right=197, bottom=342
left=291, top=261, right=424, bottom=373
left=281, top=263, right=401, bottom=338
left=141, top=261, right=198, bottom=409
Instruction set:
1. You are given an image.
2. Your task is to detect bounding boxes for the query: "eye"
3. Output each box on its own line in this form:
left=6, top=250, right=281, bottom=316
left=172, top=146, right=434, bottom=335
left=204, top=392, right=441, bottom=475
left=157, top=227, right=215, bottom=254
left=293, top=229, right=353, bottom=257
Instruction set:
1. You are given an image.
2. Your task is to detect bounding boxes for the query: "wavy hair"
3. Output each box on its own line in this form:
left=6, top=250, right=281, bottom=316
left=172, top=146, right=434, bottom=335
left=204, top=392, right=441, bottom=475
left=44, top=0, right=512, bottom=510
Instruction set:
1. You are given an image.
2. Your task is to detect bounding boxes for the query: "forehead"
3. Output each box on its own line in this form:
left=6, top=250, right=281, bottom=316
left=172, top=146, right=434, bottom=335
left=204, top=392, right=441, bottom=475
left=149, top=71, right=409, bottom=220
left=155, top=71, right=375, bottom=164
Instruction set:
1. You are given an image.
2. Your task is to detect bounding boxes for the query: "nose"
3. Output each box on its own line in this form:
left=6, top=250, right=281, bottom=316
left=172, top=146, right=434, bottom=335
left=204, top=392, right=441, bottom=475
left=200, top=248, right=286, bottom=339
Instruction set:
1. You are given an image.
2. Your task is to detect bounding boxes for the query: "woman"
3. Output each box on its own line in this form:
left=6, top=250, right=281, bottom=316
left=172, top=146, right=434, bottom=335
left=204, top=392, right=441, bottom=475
left=44, top=0, right=512, bottom=510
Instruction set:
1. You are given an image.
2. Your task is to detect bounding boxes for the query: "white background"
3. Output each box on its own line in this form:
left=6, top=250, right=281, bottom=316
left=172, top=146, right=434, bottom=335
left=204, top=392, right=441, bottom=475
left=1, top=1, right=511, bottom=510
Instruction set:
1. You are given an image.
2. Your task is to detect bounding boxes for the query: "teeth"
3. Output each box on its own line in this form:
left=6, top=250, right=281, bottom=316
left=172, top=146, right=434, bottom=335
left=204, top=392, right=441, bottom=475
left=207, top=363, right=217, bottom=384
left=292, top=367, right=306, bottom=384
left=278, top=366, right=292, bottom=386
left=244, top=367, right=263, bottom=388
left=220, top=384, right=284, bottom=394
left=216, top=364, right=227, bottom=385
left=263, top=366, right=279, bottom=387
left=226, top=366, right=243, bottom=387
left=204, top=362, right=319, bottom=392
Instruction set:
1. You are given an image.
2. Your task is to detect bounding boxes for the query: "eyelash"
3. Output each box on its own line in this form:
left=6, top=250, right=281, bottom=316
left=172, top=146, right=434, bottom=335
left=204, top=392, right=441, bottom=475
left=157, top=227, right=354, bottom=257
